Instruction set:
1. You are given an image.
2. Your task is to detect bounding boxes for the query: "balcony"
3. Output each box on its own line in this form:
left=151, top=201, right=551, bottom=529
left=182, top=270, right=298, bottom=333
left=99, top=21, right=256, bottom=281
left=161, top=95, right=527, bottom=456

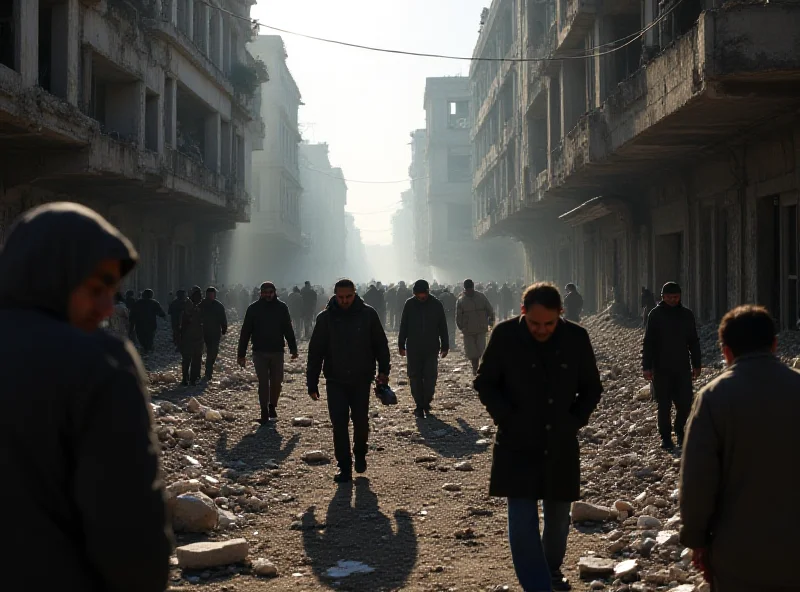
left=474, top=116, right=518, bottom=187
left=555, top=0, right=597, bottom=54
left=473, top=41, right=520, bottom=136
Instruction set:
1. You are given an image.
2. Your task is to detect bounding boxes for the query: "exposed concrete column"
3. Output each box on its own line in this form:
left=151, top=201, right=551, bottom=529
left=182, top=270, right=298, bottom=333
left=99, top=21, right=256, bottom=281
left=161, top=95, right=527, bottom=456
left=593, top=16, right=613, bottom=105
left=204, top=112, right=221, bottom=173
left=546, top=75, right=561, bottom=175
left=642, top=0, right=657, bottom=52
left=212, top=10, right=224, bottom=67
left=81, top=47, right=93, bottom=115
left=16, top=0, right=39, bottom=87
left=560, top=58, right=586, bottom=135
left=164, top=77, right=177, bottom=148
left=221, top=119, right=232, bottom=175
left=135, top=80, right=146, bottom=149
left=198, top=2, right=210, bottom=54
left=49, top=0, right=79, bottom=104
left=185, top=0, right=194, bottom=40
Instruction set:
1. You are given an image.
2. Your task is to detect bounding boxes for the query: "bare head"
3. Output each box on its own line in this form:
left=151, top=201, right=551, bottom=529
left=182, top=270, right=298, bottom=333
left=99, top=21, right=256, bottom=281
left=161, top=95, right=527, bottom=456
left=260, top=282, right=276, bottom=301
left=521, top=282, right=563, bottom=343
left=719, top=305, right=777, bottom=366
left=463, top=278, right=475, bottom=296
left=206, top=286, right=217, bottom=300
left=661, top=282, right=681, bottom=307
left=334, top=278, right=356, bottom=310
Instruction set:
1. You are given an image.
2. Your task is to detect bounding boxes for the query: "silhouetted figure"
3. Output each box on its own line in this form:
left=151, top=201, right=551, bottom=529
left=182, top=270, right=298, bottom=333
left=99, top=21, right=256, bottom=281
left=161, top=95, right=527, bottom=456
left=200, top=286, right=228, bottom=381
left=563, top=283, right=583, bottom=323
left=130, top=289, right=166, bottom=354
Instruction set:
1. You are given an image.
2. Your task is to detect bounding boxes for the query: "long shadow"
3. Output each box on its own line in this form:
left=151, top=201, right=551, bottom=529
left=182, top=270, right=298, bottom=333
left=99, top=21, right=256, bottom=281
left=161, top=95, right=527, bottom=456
left=301, top=478, right=417, bottom=591
left=414, top=414, right=485, bottom=458
left=214, top=426, right=300, bottom=475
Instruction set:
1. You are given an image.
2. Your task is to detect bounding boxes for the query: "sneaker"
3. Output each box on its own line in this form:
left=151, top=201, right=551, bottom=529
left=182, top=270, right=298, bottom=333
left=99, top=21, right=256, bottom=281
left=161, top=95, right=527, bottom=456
left=551, top=571, right=572, bottom=591
left=354, top=455, right=367, bottom=474
left=414, top=408, right=426, bottom=419
left=269, top=405, right=278, bottom=420
left=661, top=438, right=675, bottom=451
left=333, top=468, right=352, bottom=483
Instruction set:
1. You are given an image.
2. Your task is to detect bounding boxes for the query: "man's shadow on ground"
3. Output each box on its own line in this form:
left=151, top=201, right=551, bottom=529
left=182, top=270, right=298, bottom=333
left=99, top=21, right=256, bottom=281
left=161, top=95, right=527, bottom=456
left=214, top=426, right=300, bottom=475
left=302, top=478, right=418, bottom=591
left=414, top=414, right=485, bottom=458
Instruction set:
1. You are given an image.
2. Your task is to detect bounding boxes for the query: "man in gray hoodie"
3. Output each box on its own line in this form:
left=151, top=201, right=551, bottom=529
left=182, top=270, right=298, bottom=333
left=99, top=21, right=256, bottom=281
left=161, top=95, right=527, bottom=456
left=398, top=279, right=449, bottom=418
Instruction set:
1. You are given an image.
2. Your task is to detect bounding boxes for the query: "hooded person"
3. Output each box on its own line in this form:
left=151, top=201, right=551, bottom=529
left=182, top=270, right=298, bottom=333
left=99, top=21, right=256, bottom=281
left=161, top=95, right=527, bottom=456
left=0, top=202, right=171, bottom=592
left=130, top=288, right=166, bottom=354
left=179, top=286, right=205, bottom=386
left=287, top=286, right=303, bottom=326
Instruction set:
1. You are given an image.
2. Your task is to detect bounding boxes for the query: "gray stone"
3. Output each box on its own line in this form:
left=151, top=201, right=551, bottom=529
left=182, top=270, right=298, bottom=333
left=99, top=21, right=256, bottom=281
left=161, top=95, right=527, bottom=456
left=301, top=450, right=330, bottom=463
left=572, top=501, right=616, bottom=523
left=252, top=558, right=278, bottom=577
left=454, top=461, right=474, bottom=471
left=442, top=483, right=462, bottom=492
left=590, top=580, right=606, bottom=590
left=176, top=539, right=249, bottom=569
left=172, top=492, right=219, bottom=532
left=175, top=428, right=196, bottom=441
left=578, top=556, right=615, bottom=578
left=292, top=417, right=313, bottom=427
left=636, top=515, right=662, bottom=529
left=614, top=500, right=635, bottom=513
left=614, top=559, right=639, bottom=580
left=217, top=508, right=239, bottom=529
left=415, top=454, right=438, bottom=463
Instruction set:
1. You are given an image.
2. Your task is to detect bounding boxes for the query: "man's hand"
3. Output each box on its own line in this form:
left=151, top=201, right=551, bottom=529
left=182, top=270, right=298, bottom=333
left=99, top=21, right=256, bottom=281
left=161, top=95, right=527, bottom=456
left=692, top=548, right=712, bottom=582
left=441, top=349, right=449, bottom=359
left=692, top=367, right=702, bottom=380
left=237, top=357, right=246, bottom=368
left=291, top=352, right=299, bottom=360
left=643, top=369, right=653, bottom=381
left=309, top=390, right=320, bottom=401
left=399, top=348, right=406, bottom=357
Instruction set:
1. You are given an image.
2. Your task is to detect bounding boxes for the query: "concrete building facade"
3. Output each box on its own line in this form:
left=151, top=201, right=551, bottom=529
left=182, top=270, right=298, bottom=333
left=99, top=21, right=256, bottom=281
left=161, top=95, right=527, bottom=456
left=409, top=128, right=430, bottom=267
left=472, top=0, right=800, bottom=329
left=391, top=189, right=416, bottom=280
left=298, top=142, right=347, bottom=286
left=0, top=0, right=262, bottom=298
left=231, top=34, right=302, bottom=286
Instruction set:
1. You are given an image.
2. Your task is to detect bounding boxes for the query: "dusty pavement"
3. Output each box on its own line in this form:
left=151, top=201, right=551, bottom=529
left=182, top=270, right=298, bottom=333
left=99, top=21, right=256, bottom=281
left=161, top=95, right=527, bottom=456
left=143, top=313, right=800, bottom=592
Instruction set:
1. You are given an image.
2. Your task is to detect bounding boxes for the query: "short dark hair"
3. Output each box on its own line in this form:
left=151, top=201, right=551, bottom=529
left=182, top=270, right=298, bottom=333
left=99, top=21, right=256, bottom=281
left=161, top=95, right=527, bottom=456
left=334, top=278, right=355, bottom=291
left=565, top=283, right=577, bottom=292
left=522, top=282, right=562, bottom=311
left=719, top=305, right=776, bottom=357
left=206, top=286, right=217, bottom=293
left=463, top=279, right=475, bottom=289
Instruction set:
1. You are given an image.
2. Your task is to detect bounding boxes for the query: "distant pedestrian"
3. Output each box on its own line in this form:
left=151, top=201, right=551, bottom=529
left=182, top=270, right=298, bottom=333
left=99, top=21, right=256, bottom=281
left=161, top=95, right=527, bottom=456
left=499, top=282, right=513, bottom=320
left=287, top=286, right=303, bottom=329
left=179, top=286, right=205, bottom=386
left=394, top=281, right=411, bottom=329
left=398, top=279, right=449, bottom=418
left=130, top=288, right=166, bottom=354
left=385, top=284, right=398, bottom=329
left=108, top=291, right=130, bottom=339
left=680, top=305, right=800, bottom=592
left=475, top=282, right=602, bottom=592
left=438, top=287, right=457, bottom=350
left=168, top=288, right=187, bottom=350
left=238, top=282, right=298, bottom=423
left=641, top=286, right=656, bottom=328
left=363, top=283, right=386, bottom=328
left=200, top=286, right=228, bottom=381
left=563, top=283, right=584, bottom=323
left=0, top=202, right=171, bottom=592
left=307, top=279, right=390, bottom=483
left=642, top=282, right=702, bottom=450
left=456, top=278, right=494, bottom=375
left=300, top=280, right=318, bottom=339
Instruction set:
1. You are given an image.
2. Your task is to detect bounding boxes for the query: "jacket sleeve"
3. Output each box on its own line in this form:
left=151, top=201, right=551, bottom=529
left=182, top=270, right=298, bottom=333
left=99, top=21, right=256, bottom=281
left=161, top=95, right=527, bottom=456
left=371, top=309, right=391, bottom=376
left=474, top=327, right=513, bottom=425
left=679, top=388, right=721, bottom=549
left=687, top=311, right=702, bottom=369
left=642, top=310, right=656, bottom=370
left=219, top=303, right=228, bottom=335
left=437, top=301, right=449, bottom=350
left=483, top=294, right=495, bottom=326
left=398, top=301, right=409, bottom=350
left=571, top=331, right=603, bottom=426
left=306, top=312, right=328, bottom=393
left=237, top=306, right=253, bottom=358
left=73, top=346, right=171, bottom=592
left=456, top=299, right=464, bottom=331
left=283, top=305, right=298, bottom=355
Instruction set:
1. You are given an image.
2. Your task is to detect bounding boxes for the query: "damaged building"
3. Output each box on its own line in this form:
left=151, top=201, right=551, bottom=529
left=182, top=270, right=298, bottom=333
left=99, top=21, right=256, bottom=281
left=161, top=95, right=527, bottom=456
left=0, top=0, right=264, bottom=297
left=472, top=0, right=800, bottom=329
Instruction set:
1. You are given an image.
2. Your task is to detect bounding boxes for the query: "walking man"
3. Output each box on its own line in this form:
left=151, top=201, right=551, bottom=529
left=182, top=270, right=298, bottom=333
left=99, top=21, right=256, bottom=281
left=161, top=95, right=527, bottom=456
left=475, top=283, right=603, bottom=592
left=179, top=286, right=205, bottom=386
left=238, top=282, right=298, bottom=423
left=563, top=283, right=584, bottom=323
left=0, top=202, right=171, bottom=591
left=307, top=279, right=390, bottom=483
left=363, top=283, right=386, bottom=327
left=642, top=282, right=702, bottom=450
left=456, top=278, right=495, bottom=375
left=439, top=287, right=457, bottom=350
left=385, top=283, right=398, bottom=329
left=287, top=286, right=303, bottom=331
left=168, top=289, right=187, bottom=351
left=394, top=281, right=411, bottom=330
left=300, top=280, right=318, bottom=339
left=640, top=286, right=656, bottom=328
left=398, top=280, right=449, bottom=418
left=200, top=286, right=228, bottom=381
left=680, top=305, right=800, bottom=592
left=500, top=282, right=513, bottom=321
left=130, top=289, right=166, bottom=353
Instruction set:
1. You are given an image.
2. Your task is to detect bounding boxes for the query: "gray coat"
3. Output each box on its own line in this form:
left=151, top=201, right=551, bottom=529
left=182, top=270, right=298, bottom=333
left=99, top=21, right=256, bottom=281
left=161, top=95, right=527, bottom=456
left=680, top=353, right=800, bottom=587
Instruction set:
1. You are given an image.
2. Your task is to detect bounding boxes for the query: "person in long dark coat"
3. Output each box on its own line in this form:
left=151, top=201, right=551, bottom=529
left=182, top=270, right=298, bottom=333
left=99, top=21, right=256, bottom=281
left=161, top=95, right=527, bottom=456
left=179, top=286, right=205, bottom=386
left=168, top=289, right=187, bottom=350
left=200, top=286, right=228, bottom=381
left=0, top=202, right=171, bottom=592
left=475, top=282, right=602, bottom=592
left=130, top=289, right=166, bottom=354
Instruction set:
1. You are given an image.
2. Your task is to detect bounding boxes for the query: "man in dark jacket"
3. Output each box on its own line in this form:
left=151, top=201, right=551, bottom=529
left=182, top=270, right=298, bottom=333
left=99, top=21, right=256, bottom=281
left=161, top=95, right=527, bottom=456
left=399, top=279, right=449, bottom=417
left=394, top=281, right=411, bottom=328
left=680, top=305, right=800, bottom=592
left=475, top=282, right=602, bottom=592
left=287, top=286, right=303, bottom=329
left=168, top=289, right=187, bottom=351
left=307, top=279, right=391, bottom=483
left=238, top=282, right=298, bottom=423
left=300, top=280, right=318, bottom=339
left=642, top=281, right=702, bottom=450
left=130, top=288, right=166, bottom=354
left=179, top=286, right=205, bottom=386
left=0, top=202, right=171, bottom=592
left=200, top=286, right=228, bottom=381
left=641, top=286, right=656, bottom=328
left=363, top=284, right=385, bottom=328
left=439, top=287, right=457, bottom=350
left=563, top=283, right=584, bottom=323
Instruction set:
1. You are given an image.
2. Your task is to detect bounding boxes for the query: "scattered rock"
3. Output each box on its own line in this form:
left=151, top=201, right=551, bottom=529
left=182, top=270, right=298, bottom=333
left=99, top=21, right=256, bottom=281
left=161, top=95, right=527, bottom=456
left=655, top=530, right=680, bottom=546
left=172, top=492, right=219, bottom=532
left=176, top=539, right=249, bottom=569
left=415, top=454, right=438, bottom=463
left=302, top=450, right=330, bottom=463
left=614, top=559, right=639, bottom=581
left=572, top=501, right=616, bottom=523
left=637, top=515, right=662, bottom=530
left=578, top=556, right=615, bottom=578
left=252, top=558, right=278, bottom=577
left=454, top=461, right=474, bottom=471
left=636, top=385, right=651, bottom=401
left=204, top=409, right=223, bottom=422
left=614, top=499, right=635, bottom=513
left=442, top=483, right=462, bottom=492
left=174, top=428, right=196, bottom=441
left=292, top=417, right=313, bottom=427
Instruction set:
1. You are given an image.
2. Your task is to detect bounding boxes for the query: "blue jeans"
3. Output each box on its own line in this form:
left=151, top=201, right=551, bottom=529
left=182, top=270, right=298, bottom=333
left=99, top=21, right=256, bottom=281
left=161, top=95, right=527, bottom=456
left=507, top=498, right=572, bottom=592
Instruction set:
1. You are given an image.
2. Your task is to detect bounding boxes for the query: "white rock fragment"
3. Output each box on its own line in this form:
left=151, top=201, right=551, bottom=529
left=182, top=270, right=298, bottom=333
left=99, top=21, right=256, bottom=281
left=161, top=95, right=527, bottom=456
left=252, top=558, right=278, bottom=577
left=176, top=538, right=248, bottom=569
left=302, top=450, right=330, bottom=463
left=292, top=417, right=313, bottom=427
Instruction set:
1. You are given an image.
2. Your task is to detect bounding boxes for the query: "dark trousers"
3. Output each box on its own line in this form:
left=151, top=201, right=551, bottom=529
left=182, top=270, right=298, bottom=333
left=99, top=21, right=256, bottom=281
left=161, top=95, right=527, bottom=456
left=326, top=381, right=371, bottom=470
left=652, top=369, right=693, bottom=442
left=507, top=498, right=572, bottom=591
left=138, top=328, right=156, bottom=352
left=252, top=352, right=284, bottom=415
left=204, top=338, right=220, bottom=378
left=407, top=351, right=439, bottom=410
left=301, top=314, right=314, bottom=339
left=181, top=341, right=203, bottom=382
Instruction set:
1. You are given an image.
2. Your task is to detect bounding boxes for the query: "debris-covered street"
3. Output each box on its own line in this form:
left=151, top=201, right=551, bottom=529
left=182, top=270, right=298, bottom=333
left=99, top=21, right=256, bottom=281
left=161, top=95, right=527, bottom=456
left=145, top=315, right=800, bottom=592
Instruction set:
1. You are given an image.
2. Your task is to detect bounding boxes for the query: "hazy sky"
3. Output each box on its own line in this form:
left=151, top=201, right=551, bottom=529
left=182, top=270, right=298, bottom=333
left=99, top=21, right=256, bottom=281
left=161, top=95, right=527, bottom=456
left=250, top=0, right=487, bottom=245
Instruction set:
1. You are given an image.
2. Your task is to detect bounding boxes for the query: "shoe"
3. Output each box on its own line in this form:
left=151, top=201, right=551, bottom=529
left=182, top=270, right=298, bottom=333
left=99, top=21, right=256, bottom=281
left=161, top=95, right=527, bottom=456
left=190, top=380, right=197, bottom=386
left=333, top=468, right=352, bottom=483
left=661, top=438, right=675, bottom=451
left=354, top=455, right=367, bottom=474
left=551, top=571, right=572, bottom=591
left=423, top=405, right=432, bottom=416
left=414, top=408, right=425, bottom=418
left=269, top=405, right=278, bottom=420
